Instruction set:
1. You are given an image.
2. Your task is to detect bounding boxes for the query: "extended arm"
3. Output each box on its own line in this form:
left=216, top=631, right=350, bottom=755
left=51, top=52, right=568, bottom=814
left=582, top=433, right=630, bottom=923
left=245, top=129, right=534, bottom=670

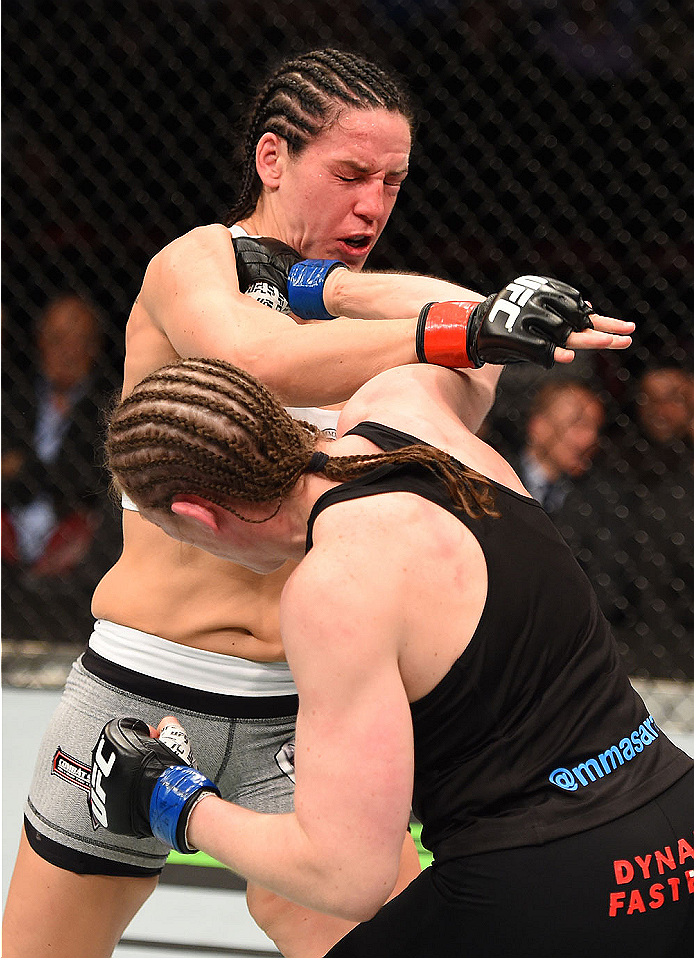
left=190, top=554, right=413, bottom=919
left=138, top=226, right=633, bottom=406
left=324, top=265, right=483, bottom=320
left=139, top=225, right=418, bottom=405
left=91, top=549, right=413, bottom=921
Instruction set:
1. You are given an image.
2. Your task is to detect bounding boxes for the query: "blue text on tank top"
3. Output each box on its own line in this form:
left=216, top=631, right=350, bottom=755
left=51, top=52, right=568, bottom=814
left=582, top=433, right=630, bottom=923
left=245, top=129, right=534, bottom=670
left=549, top=715, right=661, bottom=790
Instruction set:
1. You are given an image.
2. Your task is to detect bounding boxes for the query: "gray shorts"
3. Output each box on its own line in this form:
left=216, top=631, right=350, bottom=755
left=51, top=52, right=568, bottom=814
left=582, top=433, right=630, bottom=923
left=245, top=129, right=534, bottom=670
left=25, top=646, right=298, bottom=875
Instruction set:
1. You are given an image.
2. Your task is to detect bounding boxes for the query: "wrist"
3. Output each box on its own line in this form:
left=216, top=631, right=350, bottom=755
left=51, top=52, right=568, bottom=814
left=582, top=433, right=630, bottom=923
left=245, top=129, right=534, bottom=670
left=321, top=263, right=351, bottom=318
left=287, top=260, right=348, bottom=319
left=416, top=301, right=482, bottom=369
left=149, top=765, right=220, bottom=854
left=182, top=790, right=219, bottom=853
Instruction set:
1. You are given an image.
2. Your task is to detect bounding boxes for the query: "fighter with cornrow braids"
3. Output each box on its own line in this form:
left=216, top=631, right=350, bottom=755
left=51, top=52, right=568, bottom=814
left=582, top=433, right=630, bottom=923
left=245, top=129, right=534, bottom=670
left=97, top=359, right=694, bottom=958
left=107, top=358, right=498, bottom=522
left=4, top=45, right=632, bottom=958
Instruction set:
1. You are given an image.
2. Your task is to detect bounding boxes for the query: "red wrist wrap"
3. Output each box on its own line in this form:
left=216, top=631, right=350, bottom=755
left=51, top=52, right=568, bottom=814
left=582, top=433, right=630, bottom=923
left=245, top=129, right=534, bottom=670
left=419, top=301, right=478, bottom=368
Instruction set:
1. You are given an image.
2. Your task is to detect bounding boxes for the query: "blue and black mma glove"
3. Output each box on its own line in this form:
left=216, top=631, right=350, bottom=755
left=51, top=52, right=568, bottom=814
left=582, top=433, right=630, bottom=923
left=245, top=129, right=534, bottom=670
left=89, top=717, right=219, bottom=854
left=232, top=235, right=348, bottom=319
left=416, top=275, right=594, bottom=369
left=287, top=259, right=349, bottom=320
left=232, top=236, right=304, bottom=314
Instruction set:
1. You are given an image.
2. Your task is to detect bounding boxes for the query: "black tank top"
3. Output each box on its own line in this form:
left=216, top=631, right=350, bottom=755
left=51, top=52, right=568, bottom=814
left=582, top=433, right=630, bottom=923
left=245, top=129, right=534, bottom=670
left=305, top=422, right=692, bottom=861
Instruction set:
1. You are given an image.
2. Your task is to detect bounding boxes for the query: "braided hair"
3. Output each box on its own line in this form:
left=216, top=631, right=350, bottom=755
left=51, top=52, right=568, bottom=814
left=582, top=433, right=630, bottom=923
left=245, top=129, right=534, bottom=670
left=224, top=48, right=416, bottom=226
left=106, top=358, right=498, bottom=522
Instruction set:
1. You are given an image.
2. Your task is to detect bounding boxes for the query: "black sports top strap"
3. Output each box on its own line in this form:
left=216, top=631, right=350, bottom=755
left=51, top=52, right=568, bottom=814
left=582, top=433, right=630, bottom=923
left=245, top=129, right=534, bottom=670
left=343, top=420, right=427, bottom=452
left=305, top=421, right=446, bottom=553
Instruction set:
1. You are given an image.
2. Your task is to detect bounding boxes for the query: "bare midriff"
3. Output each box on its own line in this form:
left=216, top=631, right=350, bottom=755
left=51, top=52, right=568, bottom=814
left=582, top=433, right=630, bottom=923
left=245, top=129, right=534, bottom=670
left=91, top=511, right=291, bottom=661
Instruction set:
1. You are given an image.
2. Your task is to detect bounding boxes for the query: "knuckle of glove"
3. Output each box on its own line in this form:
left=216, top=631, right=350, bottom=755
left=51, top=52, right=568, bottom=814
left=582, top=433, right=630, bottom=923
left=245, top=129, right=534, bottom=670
left=533, top=285, right=593, bottom=334
left=233, top=236, right=302, bottom=294
left=253, top=236, right=302, bottom=265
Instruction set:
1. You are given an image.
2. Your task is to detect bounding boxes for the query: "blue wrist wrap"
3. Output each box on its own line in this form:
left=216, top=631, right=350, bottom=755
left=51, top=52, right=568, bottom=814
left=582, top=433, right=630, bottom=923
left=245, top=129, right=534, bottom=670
left=149, top=765, right=219, bottom=853
left=287, top=259, right=347, bottom=319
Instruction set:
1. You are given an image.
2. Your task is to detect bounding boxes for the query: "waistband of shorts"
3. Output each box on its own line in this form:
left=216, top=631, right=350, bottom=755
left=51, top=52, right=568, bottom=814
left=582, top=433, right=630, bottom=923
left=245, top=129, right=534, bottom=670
left=81, top=646, right=299, bottom=719
left=89, top=619, right=297, bottom=696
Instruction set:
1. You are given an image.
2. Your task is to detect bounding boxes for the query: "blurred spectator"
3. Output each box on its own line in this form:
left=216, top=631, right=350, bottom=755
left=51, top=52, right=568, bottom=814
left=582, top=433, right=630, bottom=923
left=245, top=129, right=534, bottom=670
left=2, top=293, right=121, bottom=643
left=484, top=347, right=598, bottom=459
left=495, top=367, right=694, bottom=679
left=632, top=365, right=693, bottom=458
left=549, top=365, right=694, bottom=679
left=507, top=379, right=605, bottom=511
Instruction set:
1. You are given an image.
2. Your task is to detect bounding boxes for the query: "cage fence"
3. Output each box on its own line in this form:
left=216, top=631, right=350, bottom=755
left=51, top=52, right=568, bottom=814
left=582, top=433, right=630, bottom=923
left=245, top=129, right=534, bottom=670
left=2, top=1, right=693, bottom=728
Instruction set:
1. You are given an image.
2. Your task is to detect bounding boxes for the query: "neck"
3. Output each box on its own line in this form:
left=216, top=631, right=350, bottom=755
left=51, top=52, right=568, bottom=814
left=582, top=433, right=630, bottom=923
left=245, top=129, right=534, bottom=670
left=237, top=200, right=289, bottom=248
left=281, top=441, right=340, bottom=559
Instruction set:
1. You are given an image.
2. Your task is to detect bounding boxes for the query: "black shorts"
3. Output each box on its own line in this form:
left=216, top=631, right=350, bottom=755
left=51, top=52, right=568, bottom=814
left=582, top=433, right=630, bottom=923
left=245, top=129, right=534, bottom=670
left=325, top=768, right=694, bottom=958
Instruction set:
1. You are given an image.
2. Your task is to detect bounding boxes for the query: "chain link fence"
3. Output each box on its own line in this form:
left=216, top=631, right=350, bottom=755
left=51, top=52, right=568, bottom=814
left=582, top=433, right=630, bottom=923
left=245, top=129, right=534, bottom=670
left=2, top=2, right=693, bottom=723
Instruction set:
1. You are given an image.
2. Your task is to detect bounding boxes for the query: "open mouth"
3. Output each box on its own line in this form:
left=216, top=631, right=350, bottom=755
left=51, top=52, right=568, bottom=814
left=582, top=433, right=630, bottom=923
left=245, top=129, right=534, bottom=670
left=340, top=235, right=371, bottom=253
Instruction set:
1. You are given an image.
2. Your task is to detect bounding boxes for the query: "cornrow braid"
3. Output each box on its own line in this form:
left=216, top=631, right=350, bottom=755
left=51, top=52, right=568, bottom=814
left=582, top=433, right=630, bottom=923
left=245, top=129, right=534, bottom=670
left=106, top=358, right=498, bottom=525
left=225, top=48, right=415, bottom=225
left=314, top=449, right=499, bottom=521
left=106, top=358, right=321, bottom=515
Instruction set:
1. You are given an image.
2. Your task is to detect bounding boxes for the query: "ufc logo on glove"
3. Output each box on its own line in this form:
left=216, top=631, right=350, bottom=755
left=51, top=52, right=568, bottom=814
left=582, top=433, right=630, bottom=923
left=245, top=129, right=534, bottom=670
left=488, top=276, right=551, bottom=331
left=89, top=736, right=116, bottom=829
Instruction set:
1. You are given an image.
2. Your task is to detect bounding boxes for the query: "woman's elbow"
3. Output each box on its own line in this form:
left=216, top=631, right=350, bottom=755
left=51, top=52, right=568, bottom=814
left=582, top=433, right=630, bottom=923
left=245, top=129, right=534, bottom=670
left=327, top=865, right=397, bottom=922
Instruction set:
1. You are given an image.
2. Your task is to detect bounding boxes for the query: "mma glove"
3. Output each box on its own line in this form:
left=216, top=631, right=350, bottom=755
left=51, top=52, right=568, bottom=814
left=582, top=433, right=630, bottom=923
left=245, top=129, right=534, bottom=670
left=233, top=235, right=348, bottom=319
left=89, top=717, right=219, bottom=854
left=232, top=236, right=304, bottom=313
left=287, top=259, right=349, bottom=320
left=416, top=275, right=593, bottom=369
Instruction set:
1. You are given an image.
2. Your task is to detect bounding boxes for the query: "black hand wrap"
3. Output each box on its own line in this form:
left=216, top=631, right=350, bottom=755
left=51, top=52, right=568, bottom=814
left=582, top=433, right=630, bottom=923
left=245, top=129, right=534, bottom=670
left=232, top=236, right=303, bottom=313
left=469, top=275, right=593, bottom=368
left=89, top=717, right=219, bottom=853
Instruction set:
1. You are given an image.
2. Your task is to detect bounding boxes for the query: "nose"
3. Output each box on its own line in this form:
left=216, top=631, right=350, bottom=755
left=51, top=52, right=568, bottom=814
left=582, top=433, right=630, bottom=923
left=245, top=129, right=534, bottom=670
left=353, top=179, right=387, bottom=221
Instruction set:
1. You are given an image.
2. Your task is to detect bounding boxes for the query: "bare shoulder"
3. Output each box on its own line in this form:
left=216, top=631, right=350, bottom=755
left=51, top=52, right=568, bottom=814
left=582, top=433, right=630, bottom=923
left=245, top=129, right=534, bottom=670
left=280, top=518, right=407, bottom=669
left=338, top=364, right=475, bottom=439
left=139, top=224, right=240, bottom=324
left=283, top=493, right=439, bottom=612
left=149, top=223, right=233, bottom=271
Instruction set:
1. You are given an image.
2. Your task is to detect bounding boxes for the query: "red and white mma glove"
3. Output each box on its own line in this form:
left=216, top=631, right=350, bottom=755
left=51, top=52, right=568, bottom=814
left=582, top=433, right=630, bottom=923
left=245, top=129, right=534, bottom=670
left=89, top=717, right=219, bottom=854
left=416, top=275, right=594, bottom=369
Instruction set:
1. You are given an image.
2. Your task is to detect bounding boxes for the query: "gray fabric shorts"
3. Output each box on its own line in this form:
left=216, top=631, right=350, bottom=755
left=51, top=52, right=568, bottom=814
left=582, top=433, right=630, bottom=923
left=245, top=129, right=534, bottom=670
left=24, top=647, right=298, bottom=875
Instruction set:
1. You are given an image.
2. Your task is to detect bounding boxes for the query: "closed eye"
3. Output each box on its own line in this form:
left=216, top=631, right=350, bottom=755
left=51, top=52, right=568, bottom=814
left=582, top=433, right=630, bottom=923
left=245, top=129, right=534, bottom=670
left=337, top=175, right=405, bottom=188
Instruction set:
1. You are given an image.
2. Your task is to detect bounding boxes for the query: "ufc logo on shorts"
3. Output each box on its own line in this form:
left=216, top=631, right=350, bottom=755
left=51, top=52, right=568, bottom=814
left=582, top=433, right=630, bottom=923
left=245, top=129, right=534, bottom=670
left=89, top=737, right=116, bottom=829
left=489, top=275, right=549, bottom=331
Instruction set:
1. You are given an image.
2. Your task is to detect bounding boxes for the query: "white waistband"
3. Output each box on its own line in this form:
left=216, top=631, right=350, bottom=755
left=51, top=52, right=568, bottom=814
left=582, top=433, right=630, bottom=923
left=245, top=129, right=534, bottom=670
left=89, top=619, right=297, bottom=696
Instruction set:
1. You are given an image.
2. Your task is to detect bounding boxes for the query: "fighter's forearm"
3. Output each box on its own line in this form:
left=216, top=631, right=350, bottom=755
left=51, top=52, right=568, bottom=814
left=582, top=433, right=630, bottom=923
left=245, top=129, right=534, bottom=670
left=239, top=316, right=418, bottom=406
left=188, top=797, right=394, bottom=922
left=323, top=267, right=485, bottom=321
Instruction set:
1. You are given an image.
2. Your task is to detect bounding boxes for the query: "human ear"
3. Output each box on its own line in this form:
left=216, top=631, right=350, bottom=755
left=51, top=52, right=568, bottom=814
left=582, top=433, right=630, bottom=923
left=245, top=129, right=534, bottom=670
left=170, top=498, right=220, bottom=533
left=255, top=132, right=285, bottom=188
